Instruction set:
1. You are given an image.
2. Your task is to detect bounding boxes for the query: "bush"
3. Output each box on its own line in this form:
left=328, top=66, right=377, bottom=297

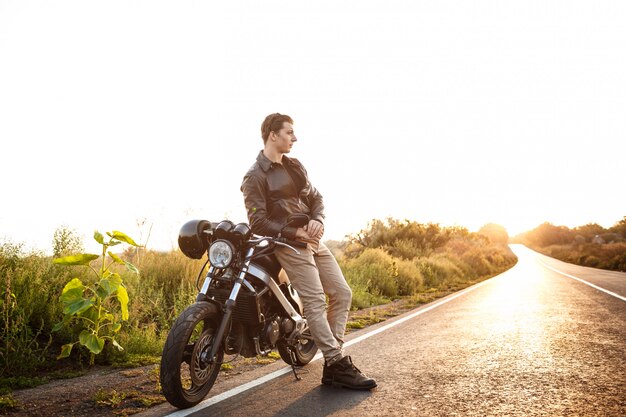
left=341, top=248, right=398, bottom=298
left=535, top=241, right=626, bottom=272
left=395, top=259, right=423, bottom=295
left=416, top=255, right=464, bottom=290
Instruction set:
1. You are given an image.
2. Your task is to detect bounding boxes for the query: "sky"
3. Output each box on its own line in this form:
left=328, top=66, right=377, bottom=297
left=1, top=0, right=625, bottom=254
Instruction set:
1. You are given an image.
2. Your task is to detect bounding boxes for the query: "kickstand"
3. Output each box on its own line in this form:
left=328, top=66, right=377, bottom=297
left=289, top=349, right=302, bottom=381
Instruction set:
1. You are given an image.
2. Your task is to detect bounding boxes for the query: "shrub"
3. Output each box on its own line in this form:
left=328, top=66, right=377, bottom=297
left=395, top=259, right=423, bottom=295
left=416, top=255, right=464, bottom=289
left=341, top=248, right=398, bottom=298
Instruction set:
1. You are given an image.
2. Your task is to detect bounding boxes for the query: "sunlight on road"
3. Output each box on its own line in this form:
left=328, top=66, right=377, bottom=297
left=468, top=247, right=557, bottom=371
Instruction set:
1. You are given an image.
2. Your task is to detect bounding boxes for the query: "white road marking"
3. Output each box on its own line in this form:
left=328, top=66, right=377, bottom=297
left=165, top=277, right=496, bottom=416
left=539, top=260, right=626, bottom=302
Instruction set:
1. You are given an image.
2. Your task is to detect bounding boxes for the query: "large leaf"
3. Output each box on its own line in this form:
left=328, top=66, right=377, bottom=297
left=57, top=343, right=75, bottom=359
left=107, top=251, right=124, bottom=265
left=64, top=298, right=93, bottom=316
left=94, top=231, right=104, bottom=245
left=54, top=254, right=99, bottom=266
left=79, top=330, right=104, bottom=354
left=107, top=231, right=139, bottom=247
left=60, top=278, right=93, bottom=315
left=99, top=273, right=122, bottom=297
left=80, top=306, right=99, bottom=324
left=60, top=278, right=84, bottom=305
left=96, top=285, right=108, bottom=300
left=116, top=286, right=129, bottom=321
left=79, top=330, right=91, bottom=346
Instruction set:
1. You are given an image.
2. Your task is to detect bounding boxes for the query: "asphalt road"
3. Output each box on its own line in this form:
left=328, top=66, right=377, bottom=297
left=146, top=244, right=626, bottom=417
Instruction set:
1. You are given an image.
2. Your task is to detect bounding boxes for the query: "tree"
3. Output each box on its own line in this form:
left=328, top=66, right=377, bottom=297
left=574, top=223, right=607, bottom=242
left=478, top=223, right=509, bottom=245
left=609, top=216, right=626, bottom=239
left=524, top=222, right=574, bottom=247
left=52, top=226, right=84, bottom=258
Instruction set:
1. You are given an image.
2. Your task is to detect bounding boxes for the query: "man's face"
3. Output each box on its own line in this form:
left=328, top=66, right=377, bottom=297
left=270, top=122, right=297, bottom=153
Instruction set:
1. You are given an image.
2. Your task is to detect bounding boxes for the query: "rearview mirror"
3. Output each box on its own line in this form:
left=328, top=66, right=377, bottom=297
left=284, top=213, right=310, bottom=228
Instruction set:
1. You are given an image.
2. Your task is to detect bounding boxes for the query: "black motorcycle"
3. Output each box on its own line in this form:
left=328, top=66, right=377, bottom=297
left=160, top=214, right=317, bottom=409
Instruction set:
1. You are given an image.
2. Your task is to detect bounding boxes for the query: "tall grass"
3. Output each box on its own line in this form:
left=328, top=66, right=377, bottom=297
left=0, top=242, right=85, bottom=376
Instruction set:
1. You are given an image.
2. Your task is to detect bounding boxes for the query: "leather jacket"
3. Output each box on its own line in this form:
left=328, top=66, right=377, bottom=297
left=241, top=151, right=325, bottom=240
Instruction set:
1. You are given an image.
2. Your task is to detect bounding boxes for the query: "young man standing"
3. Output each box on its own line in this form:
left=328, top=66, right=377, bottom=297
left=241, top=113, right=377, bottom=390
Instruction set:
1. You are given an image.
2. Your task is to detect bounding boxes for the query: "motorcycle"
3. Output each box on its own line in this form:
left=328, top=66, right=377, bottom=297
left=160, top=214, right=318, bottom=409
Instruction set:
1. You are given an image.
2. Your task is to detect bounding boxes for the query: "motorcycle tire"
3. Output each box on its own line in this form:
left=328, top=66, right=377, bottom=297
left=277, top=336, right=318, bottom=366
left=160, top=302, right=223, bottom=409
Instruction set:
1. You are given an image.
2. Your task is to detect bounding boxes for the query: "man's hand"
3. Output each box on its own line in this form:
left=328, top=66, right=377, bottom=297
left=305, top=219, right=324, bottom=239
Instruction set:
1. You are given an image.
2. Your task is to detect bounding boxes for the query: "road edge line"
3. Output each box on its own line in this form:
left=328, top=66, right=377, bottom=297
left=538, top=260, right=626, bottom=302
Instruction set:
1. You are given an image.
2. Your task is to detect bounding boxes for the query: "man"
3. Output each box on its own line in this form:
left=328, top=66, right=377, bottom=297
left=241, top=113, right=377, bottom=390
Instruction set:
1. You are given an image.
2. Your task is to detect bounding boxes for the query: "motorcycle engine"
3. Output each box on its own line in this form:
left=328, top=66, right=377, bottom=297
left=264, top=318, right=281, bottom=346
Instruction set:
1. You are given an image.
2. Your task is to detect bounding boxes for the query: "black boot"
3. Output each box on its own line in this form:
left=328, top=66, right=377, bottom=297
left=322, top=356, right=377, bottom=390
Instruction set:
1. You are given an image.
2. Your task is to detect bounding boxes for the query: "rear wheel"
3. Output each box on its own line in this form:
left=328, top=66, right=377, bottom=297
left=277, top=332, right=318, bottom=366
left=160, top=302, right=222, bottom=409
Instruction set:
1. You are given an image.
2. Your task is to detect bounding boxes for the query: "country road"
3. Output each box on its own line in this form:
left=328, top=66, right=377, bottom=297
left=143, top=244, right=626, bottom=417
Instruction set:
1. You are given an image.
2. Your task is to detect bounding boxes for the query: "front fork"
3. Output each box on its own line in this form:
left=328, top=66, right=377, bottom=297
left=203, top=247, right=255, bottom=364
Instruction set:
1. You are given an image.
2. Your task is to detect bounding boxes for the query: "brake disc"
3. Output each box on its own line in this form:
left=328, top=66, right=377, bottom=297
left=190, top=331, right=215, bottom=386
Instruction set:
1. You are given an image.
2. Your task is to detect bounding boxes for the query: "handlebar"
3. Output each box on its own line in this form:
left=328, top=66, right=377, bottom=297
left=244, top=235, right=308, bottom=256
left=276, top=237, right=308, bottom=248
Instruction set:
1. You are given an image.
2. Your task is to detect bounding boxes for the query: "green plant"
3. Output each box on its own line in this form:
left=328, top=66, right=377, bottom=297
left=0, top=393, right=17, bottom=411
left=52, top=226, right=84, bottom=258
left=94, top=388, right=126, bottom=407
left=1, top=270, right=50, bottom=376
left=53, top=231, right=140, bottom=365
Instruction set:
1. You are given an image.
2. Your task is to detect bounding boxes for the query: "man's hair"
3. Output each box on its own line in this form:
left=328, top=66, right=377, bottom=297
left=261, top=113, right=293, bottom=144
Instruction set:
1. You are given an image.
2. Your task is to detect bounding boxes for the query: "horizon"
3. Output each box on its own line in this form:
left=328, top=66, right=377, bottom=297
left=1, top=213, right=624, bottom=256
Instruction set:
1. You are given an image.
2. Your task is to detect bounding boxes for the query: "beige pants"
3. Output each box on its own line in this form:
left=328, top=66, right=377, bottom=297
left=274, top=242, right=352, bottom=364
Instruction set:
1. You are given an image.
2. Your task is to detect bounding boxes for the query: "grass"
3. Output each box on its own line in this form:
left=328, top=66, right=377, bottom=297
left=0, top=394, right=17, bottom=411
left=94, top=388, right=126, bottom=407
left=92, top=387, right=166, bottom=412
left=111, top=354, right=161, bottom=368
left=0, top=376, right=49, bottom=395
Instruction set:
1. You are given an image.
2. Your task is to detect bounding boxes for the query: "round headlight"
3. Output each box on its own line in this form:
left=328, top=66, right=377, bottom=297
left=208, top=239, right=234, bottom=268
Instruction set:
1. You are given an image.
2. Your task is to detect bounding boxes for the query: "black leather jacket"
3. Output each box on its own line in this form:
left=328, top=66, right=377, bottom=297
left=241, top=151, right=325, bottom=240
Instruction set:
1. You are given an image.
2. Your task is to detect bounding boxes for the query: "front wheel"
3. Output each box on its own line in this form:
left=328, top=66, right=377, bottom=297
left=277, top=332, right=318, bottom=366
left=160, top=302, right=223, bottom=409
